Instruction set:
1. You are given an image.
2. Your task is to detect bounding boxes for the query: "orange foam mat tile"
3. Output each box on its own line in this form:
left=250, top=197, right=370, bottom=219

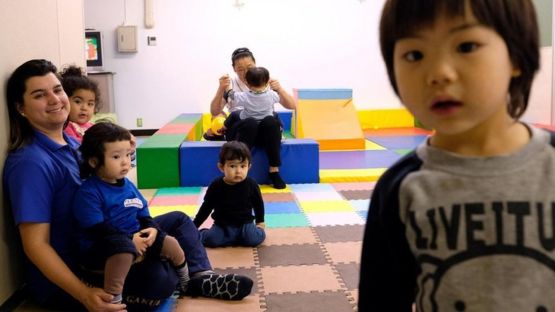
left=206, top=247, right=256, bottom=269
left=262, top=227, right=318, bottom=246
left=175, top=294, right=262, bottom=312
left=260, top=264, right=342, bottom=294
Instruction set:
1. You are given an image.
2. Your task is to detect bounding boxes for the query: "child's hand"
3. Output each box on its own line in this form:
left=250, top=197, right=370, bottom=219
left=139, top=227, right=158, bottom=247
left=132, top=232, right=149, bottom=255
left=130, top=134, right=137, bottom=152
left=219, top=74, right=231, bottom=91
left=256, top=222, right=265, bottom=229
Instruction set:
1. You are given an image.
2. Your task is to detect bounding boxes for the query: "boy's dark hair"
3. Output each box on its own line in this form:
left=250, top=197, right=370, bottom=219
left=231, top=47, right=256, bottom=67
left=380, top=0, right=539, bottom=119
left=79, top=121, right=132, bottom=178
left=245, top=67, right=270, bottom=89
left=60, top=65, right=102, bottom=113
left=219, top=141, right=252, bottom=165
left=6, top=59, right=60, bottom=151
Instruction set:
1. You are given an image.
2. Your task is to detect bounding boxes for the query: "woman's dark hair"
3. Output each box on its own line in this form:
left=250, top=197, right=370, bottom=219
left=60, top=65, right=102, bottom=113
left=379, top=0, right=539, bottom=119
left=231, top=47, right=256, bottom=67
left=245, top=67, right=270, bottom=88
left=79, top=121, right=132, bottom=178
left=6, top=59, right=60, bottom=151
left=219, top=141, right=252, bottom=165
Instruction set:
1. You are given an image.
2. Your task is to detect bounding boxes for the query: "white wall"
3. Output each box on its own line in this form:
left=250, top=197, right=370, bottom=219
left=84, top=0, right=401, bottom=130
left=0, top=0, right=85, bottom=304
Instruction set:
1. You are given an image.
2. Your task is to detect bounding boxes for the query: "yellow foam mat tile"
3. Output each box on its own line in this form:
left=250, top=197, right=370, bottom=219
left=259, top=185, right=292, bottom=193
left=299, top=200, right=354, bottom=213
left=319, top=168, right=386, bottom=183
left=149, top=204, right=198, bottom=217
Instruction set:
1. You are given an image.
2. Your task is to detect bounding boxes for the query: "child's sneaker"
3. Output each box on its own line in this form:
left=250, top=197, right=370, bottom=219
left=183, top=273, right=253, bottom=300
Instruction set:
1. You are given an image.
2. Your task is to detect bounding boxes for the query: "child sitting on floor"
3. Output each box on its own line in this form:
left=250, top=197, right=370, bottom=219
left=72, top=122, right=190, bottom=303
left=193, top=141, right=266, bottom=247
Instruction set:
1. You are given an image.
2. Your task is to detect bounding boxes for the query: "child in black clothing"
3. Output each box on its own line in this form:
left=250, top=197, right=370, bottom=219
left=194, top=141, right=266, bottom=247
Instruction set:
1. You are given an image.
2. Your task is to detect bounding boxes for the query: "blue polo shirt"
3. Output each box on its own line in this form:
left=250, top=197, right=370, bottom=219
left=4, top=131, right=81, bottom=303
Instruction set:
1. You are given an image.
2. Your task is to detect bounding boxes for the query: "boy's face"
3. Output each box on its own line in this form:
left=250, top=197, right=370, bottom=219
left=95, top=140, right=133, bottom=183
left=218, top=159, right=251, bottom=185
left=392, top=5, right=519, bottom=138
left=69, top=89, right=96, bottom=125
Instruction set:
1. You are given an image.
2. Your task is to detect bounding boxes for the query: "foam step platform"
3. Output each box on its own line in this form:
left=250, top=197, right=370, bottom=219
left=293, top=88, right=365, bottom=150
left=179, top=139, right=320, bottom=186
left=137, top=113, right=202, bottom=189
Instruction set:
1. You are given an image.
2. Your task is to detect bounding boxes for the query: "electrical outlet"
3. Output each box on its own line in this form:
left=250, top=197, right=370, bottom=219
left=137, top=118, right=143, bottom=127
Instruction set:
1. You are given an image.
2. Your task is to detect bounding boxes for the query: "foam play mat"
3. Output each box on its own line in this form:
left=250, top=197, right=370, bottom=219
left=144, top=182, right=372, bottom=312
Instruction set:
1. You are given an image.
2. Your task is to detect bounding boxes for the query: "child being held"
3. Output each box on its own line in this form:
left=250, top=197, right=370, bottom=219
left=72, top=122, right=190, bottom=303
left=222, top=66, right=280, bottom=135
left=60, top=66, right=99, bottom=143
left=193, top=141, right=266, bottom=247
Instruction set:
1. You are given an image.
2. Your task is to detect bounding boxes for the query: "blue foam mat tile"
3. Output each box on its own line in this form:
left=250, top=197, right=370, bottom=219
left=265, top=202, right=302, bottom=214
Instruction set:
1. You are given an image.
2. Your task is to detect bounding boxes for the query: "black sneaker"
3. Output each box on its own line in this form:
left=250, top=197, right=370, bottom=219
left=269, top=172, right=286, bottom=189
left=183, top=274, right=253, bottom=300
left=203, top=132, right=225, bottom=141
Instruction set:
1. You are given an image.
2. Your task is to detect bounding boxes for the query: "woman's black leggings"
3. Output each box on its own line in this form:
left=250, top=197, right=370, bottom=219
left=226, top=115, right=282, bottom=167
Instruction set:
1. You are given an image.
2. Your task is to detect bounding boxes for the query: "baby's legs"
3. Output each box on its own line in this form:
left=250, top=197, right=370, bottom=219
left=240, top=222, right=266, bottom=247
left=200, top=224, right=239, bottom=247
left=160, top=235, right=185, bottom=266
left=160, top=235, right=189, bottom=292
left=104, top=253, right=134, bottom=303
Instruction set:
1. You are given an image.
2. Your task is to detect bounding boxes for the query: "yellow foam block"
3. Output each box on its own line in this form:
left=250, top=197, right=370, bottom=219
left=319, top=168, right=387, bottom=183
left=296, top=99, right=365, bottom=150
left=149, top=205, right=199, bottom=217
left=202, top=113, right=212, bottom=132
left=357, top=109, right=415, bottom=129
left=259, top=185, right=292, bottom=193
left=299, top=200, right=354, bottom=213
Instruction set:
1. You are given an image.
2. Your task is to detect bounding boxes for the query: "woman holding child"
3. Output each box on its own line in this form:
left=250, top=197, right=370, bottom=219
left=4, top=59, right=252, bottom=311
left=206, top=47, right=296, bottom=189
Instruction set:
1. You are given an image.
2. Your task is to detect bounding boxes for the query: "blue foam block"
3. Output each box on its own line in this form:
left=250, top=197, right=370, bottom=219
left=294, top=88, right=352, bottom=100
left=276, top=111, right=292, bottom=132
left=179, top=139, right=320, bottom=186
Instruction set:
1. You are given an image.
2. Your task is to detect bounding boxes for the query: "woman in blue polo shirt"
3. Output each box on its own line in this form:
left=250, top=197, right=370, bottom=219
left=4, top=59, right=252, bottom=311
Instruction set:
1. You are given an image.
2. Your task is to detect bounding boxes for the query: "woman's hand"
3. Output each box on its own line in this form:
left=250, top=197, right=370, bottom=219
left=219, top=74, right=231, bottom=91
left=269, top=78, right=296, bottom=109
left=256, top=222, right=266, bottom=229
left=269, top=78, right=282, bottom=92
left=80, top=287, right=127, bottom=312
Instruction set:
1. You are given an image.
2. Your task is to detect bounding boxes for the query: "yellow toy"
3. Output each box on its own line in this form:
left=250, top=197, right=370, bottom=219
left=210, top=116, right=226, bottom=135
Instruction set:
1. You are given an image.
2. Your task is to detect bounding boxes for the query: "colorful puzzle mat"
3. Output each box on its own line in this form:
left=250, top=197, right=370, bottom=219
left=142, top=182, right=372, bottom=312
left=319, top=127, right=430, bottom=182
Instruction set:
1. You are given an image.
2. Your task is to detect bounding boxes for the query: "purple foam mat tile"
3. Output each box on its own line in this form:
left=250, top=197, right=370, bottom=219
left=339, top=190, right=372, bottom=201
left=333, top=263, right=360, bottom=290
left=312, top=225, right=365, bottom=243
left=320, top=150, right=401, bottom=169
left=257, top=244, right=328, bottom=267
left=265, top=291, right=355, bottom=312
